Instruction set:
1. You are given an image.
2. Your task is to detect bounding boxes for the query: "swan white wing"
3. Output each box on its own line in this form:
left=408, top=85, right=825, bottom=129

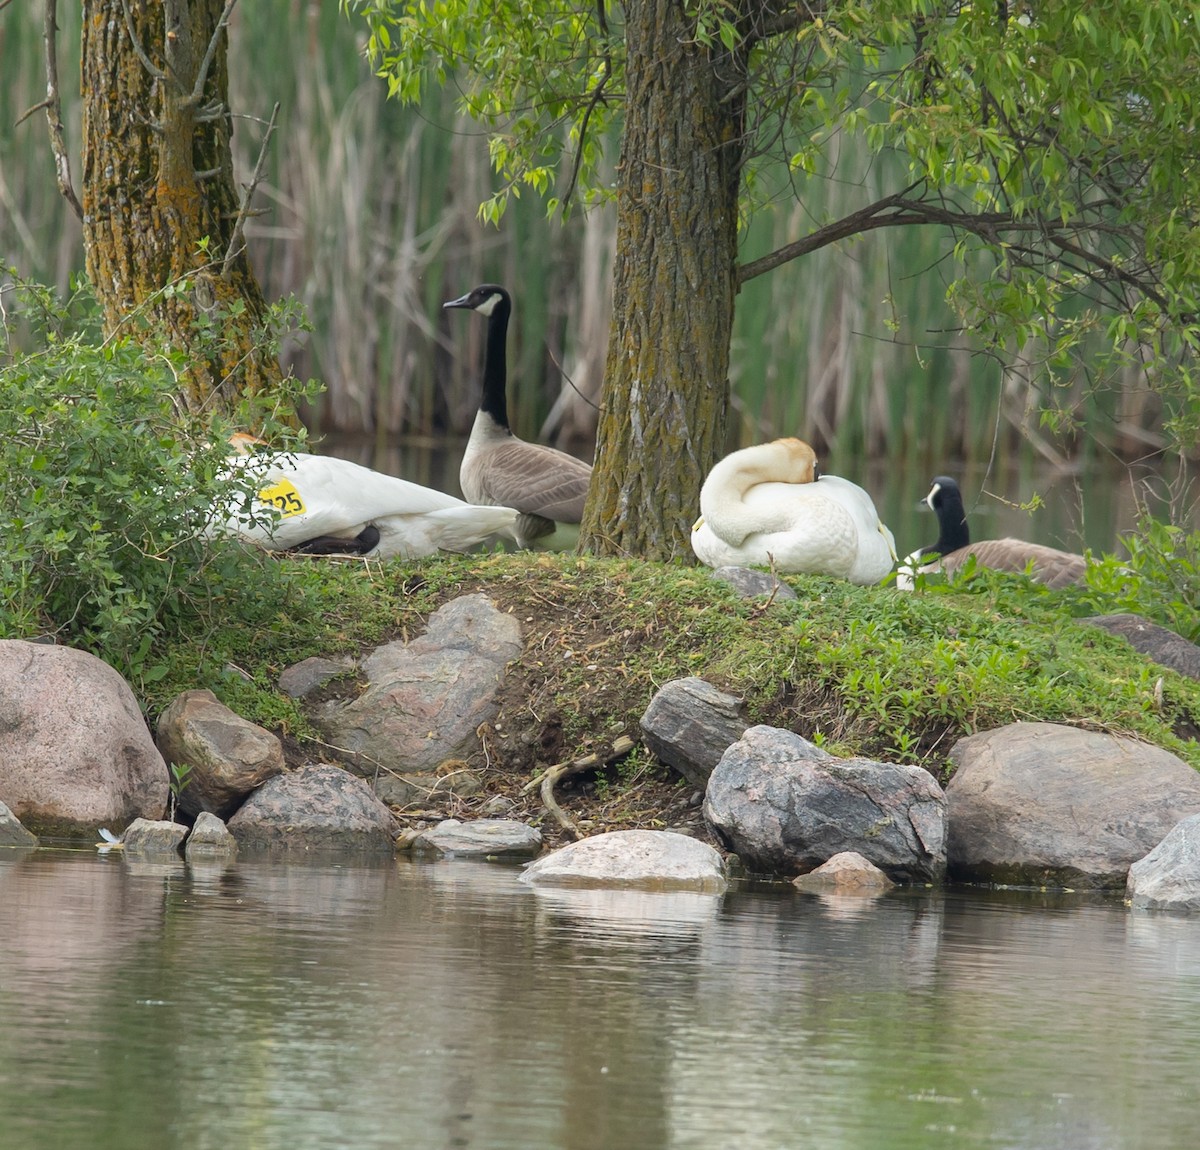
left=371, top=505, right=520, bottom=559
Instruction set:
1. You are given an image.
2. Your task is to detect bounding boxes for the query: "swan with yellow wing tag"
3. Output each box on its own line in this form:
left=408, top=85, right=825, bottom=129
left=215, top=435, right=521, bottom=558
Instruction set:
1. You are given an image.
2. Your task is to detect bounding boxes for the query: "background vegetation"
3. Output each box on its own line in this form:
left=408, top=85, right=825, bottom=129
left=1, top=2, right=1182, bottom=477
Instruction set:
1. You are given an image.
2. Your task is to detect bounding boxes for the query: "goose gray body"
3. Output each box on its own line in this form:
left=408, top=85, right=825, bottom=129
left=445, top=284, right=592, bottom=548
left=898, top=475, right=1087, bottom=588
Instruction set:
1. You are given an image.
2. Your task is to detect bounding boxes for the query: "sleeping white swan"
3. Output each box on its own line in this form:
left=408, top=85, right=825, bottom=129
left=690, top=438, right=897, bottom=585
left=214, top=435, right=521, bottom=559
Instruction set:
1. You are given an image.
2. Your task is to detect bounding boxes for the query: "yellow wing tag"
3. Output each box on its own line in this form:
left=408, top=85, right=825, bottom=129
left=257, top=479, right=306, bottom=518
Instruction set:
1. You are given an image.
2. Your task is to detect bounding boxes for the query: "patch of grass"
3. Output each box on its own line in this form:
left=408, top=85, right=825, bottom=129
left=138, top=550, right=1200, bottom=787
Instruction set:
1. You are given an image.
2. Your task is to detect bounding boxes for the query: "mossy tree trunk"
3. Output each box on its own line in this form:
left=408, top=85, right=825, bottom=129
left=578, top=0, right=748, bottom=561
left=81, top=0, right=280, bottom=410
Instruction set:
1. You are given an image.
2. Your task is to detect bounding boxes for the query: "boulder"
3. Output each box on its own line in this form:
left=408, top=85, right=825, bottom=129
left=0, top=640, right=168, bottom=834
left=409, top=818, right=543, bottom=859
left=227, top=765, right=395, bottom=854
left=0, top=800, right=38, bottom=848
left=1082, top=615, right=1200, bottom=680
left=123, top=818, right=188, bottom=857
left=709, top=566, right=798, bottom=602
left=1127, top=813, right=1200, bottom=911
left=314, top=594, right=522, bottom=801
left=185, top=811, right=239, bottom=861
left=640, top=677, right=748, bottom=788
left=519, top=830, right=727, bottom=892
left=946, top=721, right=1200, bottom=888
left=704, top=725, right=946, bottom=883
left=278, top=655, right=356, bottom=699
left=155, top=689, right=284, bottom=818
left=792, top=851, right=896, bottom=894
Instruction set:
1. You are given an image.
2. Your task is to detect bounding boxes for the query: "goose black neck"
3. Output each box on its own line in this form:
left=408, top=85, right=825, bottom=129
left=480, top=294, right=512, bottom=432
left=930, top=480, right=970, bottom=555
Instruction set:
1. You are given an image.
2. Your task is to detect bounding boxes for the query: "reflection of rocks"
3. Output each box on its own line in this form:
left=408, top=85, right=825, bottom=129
left=0, top=639, right=168, bottom=834
left=1127, top=813, right=1200, bottom=910
left=307, top=595, right=522, bottom=803
left=155, top=689, right=284, bottom=818
left=947, top=722, right=1200, bottom=888
left=520, top=830, right=726, bottom=892
left=228, top=765, right=396, bottom=854
left=705, top=726, right=946, bottom=883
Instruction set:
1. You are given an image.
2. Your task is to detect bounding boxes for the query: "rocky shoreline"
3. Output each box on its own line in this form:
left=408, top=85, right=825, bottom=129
left=4, top=575, right=1200, bottom=911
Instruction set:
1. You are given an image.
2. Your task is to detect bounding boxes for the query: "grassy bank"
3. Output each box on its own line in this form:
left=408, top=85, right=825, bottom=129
left=139, top=551, right=1200, bottom=838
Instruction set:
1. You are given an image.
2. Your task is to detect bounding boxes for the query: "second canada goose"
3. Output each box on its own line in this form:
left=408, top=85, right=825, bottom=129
left=690, top=438, right=897, bottom=585
left=443, top=284, right=592, bottom=548
left=215, top=435, right=521, bottom=559
left=898, top=474, right=1088, bottom=589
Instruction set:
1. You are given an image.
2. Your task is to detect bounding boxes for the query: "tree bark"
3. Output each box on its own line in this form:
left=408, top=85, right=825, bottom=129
left=579, top=0, right=748, bottom=561
left=81, top=0, right=280, bottom=410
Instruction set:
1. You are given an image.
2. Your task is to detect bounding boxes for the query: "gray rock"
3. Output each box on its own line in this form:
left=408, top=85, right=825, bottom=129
left=640, top=677, right=749, bottom=788
left=227, top=765, right=395, bottom=854
left=704, top=725, right=946, bottom=883
left=792, top=851, right=896, bottom=894
left=185, top=811, right=239, bottom=861
left=0, top=800, right=38, bottom=848
left=315, top=594, right=522, bottom=780
left=520, top=829, right=727, bottom=892
left=1127, top=814, right=1200, bottom=911
left=278, top=655, right=357, bottom=699
left=947, top=721, right=1200, bottom=889
left=155, top=689, right=284, bottom=818
left=0, top=639, right=168, bottom=834
left=410, top=818, right=543, bottom=859
left=709, top=566, right=798, bottom=602
left=123, top=818, right=188, bottom=857
left=1082, top=614, right=1200, bottom=680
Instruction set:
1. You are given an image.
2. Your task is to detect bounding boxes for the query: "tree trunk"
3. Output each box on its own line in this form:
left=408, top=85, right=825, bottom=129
left=578, top=0, right=747, bottom=561
left=81, top=0, right=280, bottom=410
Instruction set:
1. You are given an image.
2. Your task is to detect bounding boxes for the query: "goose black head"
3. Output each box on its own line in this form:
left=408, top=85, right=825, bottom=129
left=924, top=475, right=969, bottom=551
left=443, top=284, right=511, bottom=318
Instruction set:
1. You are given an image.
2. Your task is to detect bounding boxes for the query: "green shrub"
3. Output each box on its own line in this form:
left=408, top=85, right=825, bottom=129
left=0, top=276, right=308, bottom=690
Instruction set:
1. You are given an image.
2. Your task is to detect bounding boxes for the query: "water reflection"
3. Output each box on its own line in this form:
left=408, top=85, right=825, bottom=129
left=1, top=851, right=1199, bottom=1150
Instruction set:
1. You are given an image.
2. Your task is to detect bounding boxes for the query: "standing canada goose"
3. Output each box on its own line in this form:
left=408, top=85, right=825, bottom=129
left=897, top=474, right=1088, bottom=588
left=215, top=435, right=521, bottom=559
left=443, top=284, right=592, bottom=548
left=690, top=438, right=897, bottom=585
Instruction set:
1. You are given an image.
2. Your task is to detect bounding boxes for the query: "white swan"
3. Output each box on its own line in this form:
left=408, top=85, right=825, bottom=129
left=690, top=438, right=896, bottom=585
left=214, top=436, right=520, bottom=559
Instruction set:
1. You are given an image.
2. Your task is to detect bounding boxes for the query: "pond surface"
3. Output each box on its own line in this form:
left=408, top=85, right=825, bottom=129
left=2, top=849, right=1199, bottom=1150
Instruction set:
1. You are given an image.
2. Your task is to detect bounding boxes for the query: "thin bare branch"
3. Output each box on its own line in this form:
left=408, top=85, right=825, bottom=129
left=223, top=100, right=278, bottom=279
left=40, top=0, right=83, bottom=222
left=192, top=0, right=240, bottom=105
left=120, top=0, right=168, bottom=82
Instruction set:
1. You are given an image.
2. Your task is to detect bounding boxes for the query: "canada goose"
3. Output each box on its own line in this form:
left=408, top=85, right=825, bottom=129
left=215, top=436, right=520, bottom=559
left=897, top=474, right=1088, bottom=589
left=443, top=284, right=592, bottom=548
left=690, top=438, right=897, bottom=585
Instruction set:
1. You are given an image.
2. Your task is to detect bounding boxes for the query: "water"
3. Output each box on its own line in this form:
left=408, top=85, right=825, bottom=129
left=2, top=850, right=1199, bottom=1150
